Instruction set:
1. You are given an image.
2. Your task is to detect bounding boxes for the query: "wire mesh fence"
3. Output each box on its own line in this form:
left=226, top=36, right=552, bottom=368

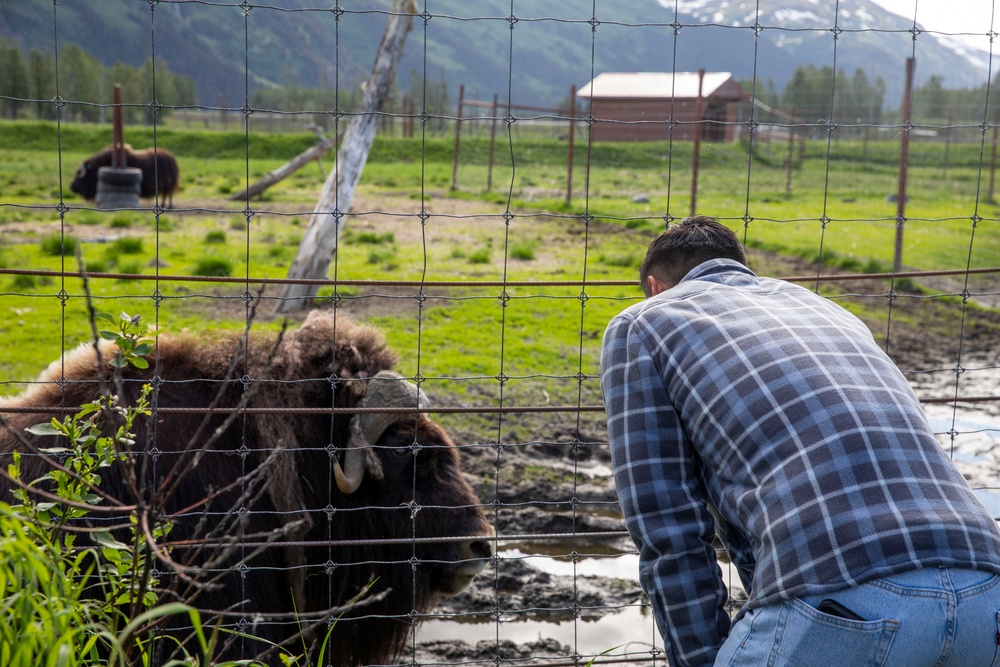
left=0, top=1, right=999, bottom=665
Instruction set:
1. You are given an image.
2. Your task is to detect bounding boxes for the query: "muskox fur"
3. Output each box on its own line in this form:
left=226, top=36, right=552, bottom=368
left=0, top=311, right=493, bottom=666
left=70, top=145, right=180, bottom=207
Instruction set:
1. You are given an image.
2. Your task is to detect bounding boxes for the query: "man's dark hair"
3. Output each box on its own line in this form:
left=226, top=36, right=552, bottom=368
left=639, top=215, right=747, bottom=295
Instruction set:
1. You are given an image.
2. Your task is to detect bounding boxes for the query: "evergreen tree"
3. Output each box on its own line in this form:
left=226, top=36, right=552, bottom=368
left=0, top=39, right=29, bottom=118
left=27, top=50, right=56, bottom=120
left=58, top=44, right=102, bottom=122
left=778, top=65, right=886, bottom=137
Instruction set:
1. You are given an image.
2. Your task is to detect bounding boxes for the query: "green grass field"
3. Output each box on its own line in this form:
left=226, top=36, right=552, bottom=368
left=0, top=119, right=997, bottom=401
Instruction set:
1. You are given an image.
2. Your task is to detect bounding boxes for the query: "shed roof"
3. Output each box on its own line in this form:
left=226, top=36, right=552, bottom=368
left=578, top=72, right=747, bottom=101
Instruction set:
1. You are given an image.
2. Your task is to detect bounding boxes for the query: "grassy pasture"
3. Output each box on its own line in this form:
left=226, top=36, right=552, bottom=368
left=0, top=120, right=997, bottom=404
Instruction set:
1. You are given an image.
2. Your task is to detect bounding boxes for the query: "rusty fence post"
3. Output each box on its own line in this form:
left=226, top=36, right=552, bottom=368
left=566, top=84, right=576, bottom=207
left=690, top=68, right=705, bottom=217
left=450, top=84, right=465, bottom=191
left=989, top=109, right=999, bottom=203
left=487, top=93, right=498, bottom=192
left=894, top=57, right=915, bottom=273
left=112, top=85, right=125, bottom=167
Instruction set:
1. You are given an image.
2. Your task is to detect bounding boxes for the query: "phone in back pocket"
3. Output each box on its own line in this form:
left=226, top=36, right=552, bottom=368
left=817, top=598, right=865, bottom=621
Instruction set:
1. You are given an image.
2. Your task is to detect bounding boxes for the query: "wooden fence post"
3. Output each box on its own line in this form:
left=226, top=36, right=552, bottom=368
left=785, top=109, right=795, bottom=196
left=566, top=84, right=576, bottom=207
left=690, top=69, right=705, bottom=217
left=487, top=94, right=498, bottom=191
left=893, top=57, right=915, bottom=273
left=450, top=84, right=465, bottom=191
left=989, top=109, right=999, bottom=203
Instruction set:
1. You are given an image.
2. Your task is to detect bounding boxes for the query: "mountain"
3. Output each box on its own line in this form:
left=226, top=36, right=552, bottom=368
left=0, top=0, right=991, bottom=110
left=660, top=0, right=993, bottom=103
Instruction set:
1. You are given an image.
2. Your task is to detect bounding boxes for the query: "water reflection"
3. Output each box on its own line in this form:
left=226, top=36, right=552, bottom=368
left=927, top=411, right=1000, bottom=518
left=419, top=548, right=748, bottom=658
left=418, top=604, right=661, bottom=659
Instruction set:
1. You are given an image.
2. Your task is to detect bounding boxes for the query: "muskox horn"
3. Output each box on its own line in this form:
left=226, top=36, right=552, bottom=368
left=334, top=371, right=429, bottom=494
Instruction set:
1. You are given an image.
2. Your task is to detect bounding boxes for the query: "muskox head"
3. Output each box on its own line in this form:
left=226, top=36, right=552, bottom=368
left=0, top=311, right=494, bottom=666
left=69, top=148, right=114, bottom=200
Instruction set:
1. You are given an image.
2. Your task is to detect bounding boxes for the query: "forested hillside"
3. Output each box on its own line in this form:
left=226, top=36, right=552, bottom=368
left=0, top=0, right=992, bottom=115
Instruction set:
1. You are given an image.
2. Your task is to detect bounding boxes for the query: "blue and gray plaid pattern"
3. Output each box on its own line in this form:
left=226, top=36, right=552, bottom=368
left=601, top=259, right=1000, bottom=667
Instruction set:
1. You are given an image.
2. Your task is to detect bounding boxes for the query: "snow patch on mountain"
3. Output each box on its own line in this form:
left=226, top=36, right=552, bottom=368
left=772, top=9, right=824, bottom=24
left=657, top=0, right=713, bottom=13
left=933, top=34, right=993, bottom=71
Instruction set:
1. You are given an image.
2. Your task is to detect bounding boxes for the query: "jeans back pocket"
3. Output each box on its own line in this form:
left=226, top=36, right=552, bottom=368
left=770, top=598, right=899, bottom=667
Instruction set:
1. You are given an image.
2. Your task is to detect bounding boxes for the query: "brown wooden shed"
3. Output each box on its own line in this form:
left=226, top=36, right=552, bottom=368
left=577, top=71, right=747, bottom=142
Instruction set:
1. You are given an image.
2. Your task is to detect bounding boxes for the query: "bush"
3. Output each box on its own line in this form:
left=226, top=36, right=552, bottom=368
left=76, top=210, right=104, bottom=226
left=510, top=240, right=536, bottom=260
left=468, top=248, right=491, bottom=264
left=894, top=277, right=924, bottom=293
left=367, top=248, right=396, bottom=265
left=205, top=230, right=227, bottom=244
left=192, top=257, right=233, bottom=277
left=351, top=231, right=395, bottom=245
left=110, top=237, right=144, bottom=255
left=836, top=256, right=864, bottom=272
left=599, top=253, right=639, bottom=268
left=109, top=214, right=134, bottom=229
left=114, top=261, right=143, bottom=282
left=40, top=234, right=78, bottom=256
left=11, top=274, right=36, bottom=290
left=863, top=257, right=890, bottom=274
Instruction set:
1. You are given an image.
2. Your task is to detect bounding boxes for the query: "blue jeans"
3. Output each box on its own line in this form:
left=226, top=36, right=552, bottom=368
left=715, top=568, right=1000, bottom=667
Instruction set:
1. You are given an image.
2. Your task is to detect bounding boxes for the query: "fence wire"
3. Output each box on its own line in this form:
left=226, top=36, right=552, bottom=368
left=1, top=1, right=999, bottom=666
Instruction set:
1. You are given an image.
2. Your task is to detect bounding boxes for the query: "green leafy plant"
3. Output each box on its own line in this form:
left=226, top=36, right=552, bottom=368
left=95, top=311, right=155, bottom=369
left=1, top=312, right=163, bottom=663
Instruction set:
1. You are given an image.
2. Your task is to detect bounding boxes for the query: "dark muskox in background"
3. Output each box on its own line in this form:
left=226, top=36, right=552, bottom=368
left=0, top=311, right=493, bottom=666
left=70, top=145, right=180, bottom=207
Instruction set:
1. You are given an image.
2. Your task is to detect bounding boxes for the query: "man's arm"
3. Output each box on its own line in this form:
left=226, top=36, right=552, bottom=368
left=601, top=313, right=730, bottom=667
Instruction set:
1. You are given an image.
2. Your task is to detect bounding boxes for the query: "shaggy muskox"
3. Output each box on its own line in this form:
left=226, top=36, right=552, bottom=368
left=0, top=311, right=493, bottom=665
left=70, top=145, right=180, bottom=207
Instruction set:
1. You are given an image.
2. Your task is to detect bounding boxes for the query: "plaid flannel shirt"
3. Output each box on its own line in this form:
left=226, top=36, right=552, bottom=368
left=600, top=259, right=1000, bottom=667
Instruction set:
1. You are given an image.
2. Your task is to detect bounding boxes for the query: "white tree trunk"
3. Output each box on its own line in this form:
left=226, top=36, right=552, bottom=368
left=276, top=0, right=416, bottom=313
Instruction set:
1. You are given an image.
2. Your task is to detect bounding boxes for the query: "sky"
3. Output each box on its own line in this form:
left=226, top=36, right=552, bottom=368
left=870, top=0, right=998, bottom=50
